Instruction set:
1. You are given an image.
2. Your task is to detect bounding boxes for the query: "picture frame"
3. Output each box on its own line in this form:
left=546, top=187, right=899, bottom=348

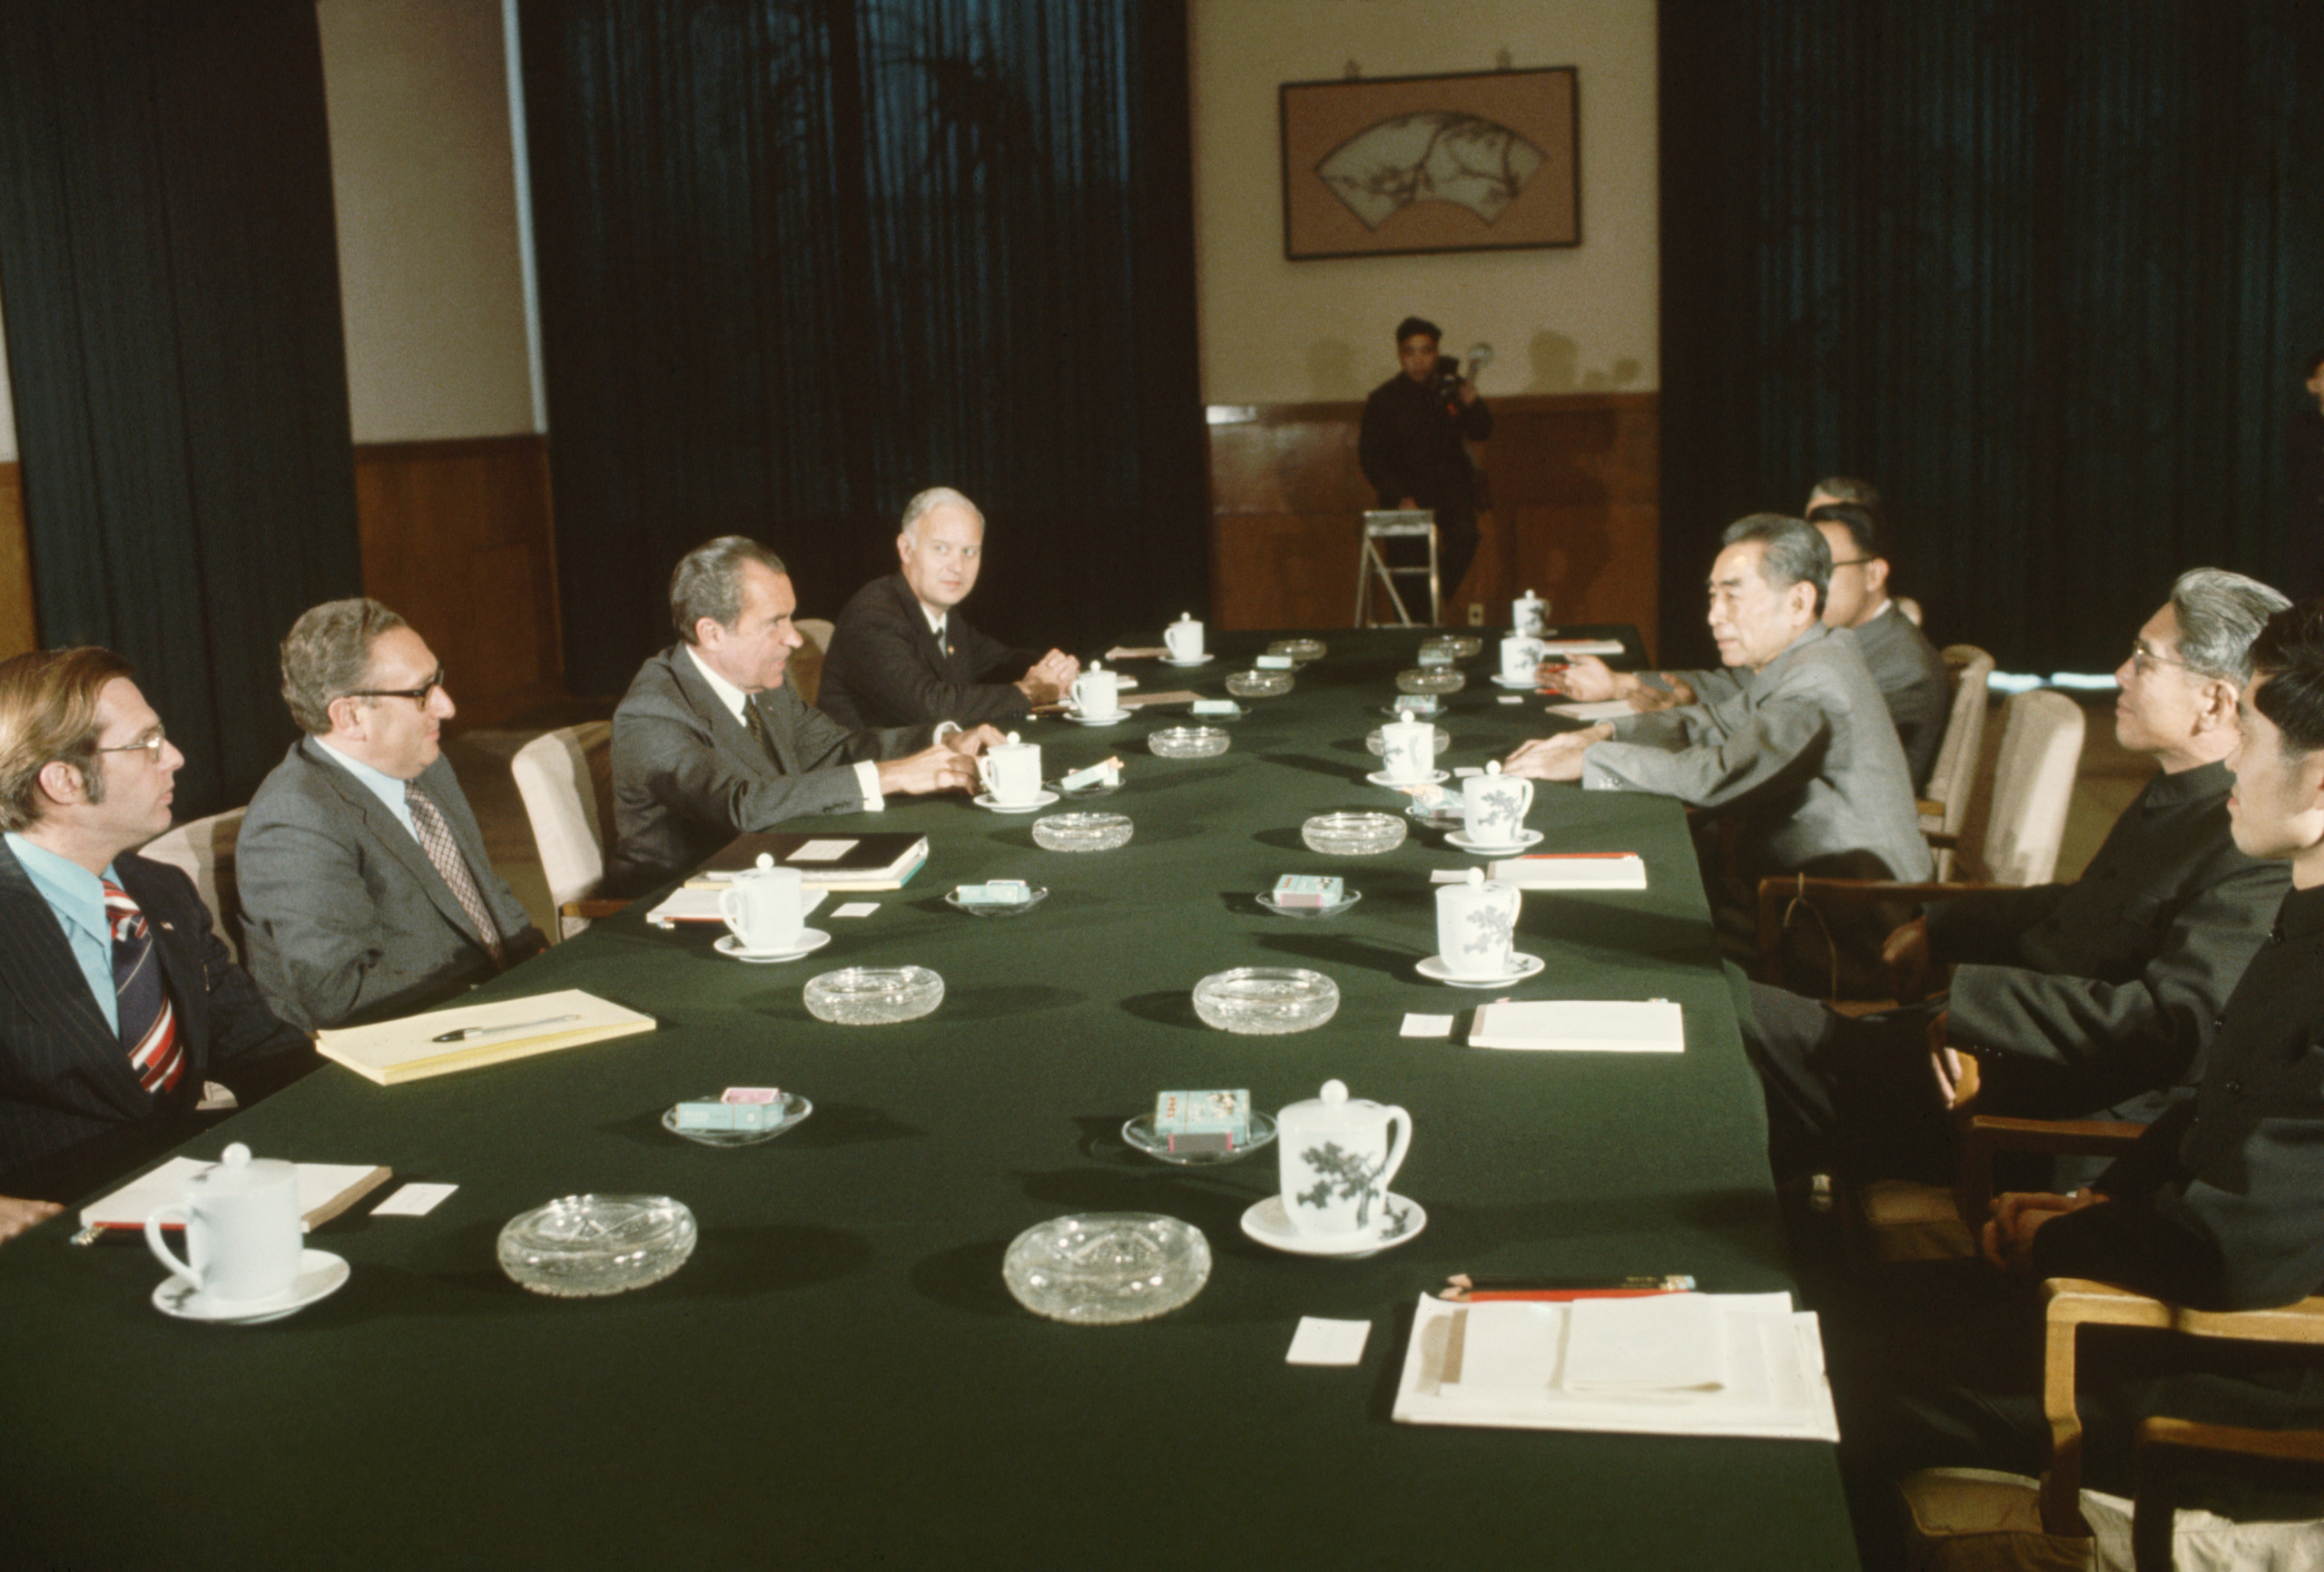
left=1279, top=66, right=1580, bottom=260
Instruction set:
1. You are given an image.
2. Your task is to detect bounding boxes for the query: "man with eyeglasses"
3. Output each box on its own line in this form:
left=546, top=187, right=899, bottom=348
left=815, top=487, right=1079, bottom=730
left=1806, top=502, right=1950, bottom=792
left=0, top=647, right=310, bottom=1233
left=1743, top=568, right=2293, bottom=1190
left=237, top=599, right=544, bottom=1032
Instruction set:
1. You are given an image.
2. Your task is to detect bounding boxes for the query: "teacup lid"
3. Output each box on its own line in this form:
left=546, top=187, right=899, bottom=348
left=1462, top=868, right=1483, bottom=888
left=1280, top=1078, right=1378, bottom=1130
left=1177, top=611, right=1192, bottom=621
left=1483, top=760, right=1502, bottom=776
left=755, top=852, right=775, bottom=870
left=1005, top=732, right=1020, bottom=745
left=192, top=1142, right=290, bottom=1194
left=1089, top=660, right=1104, bottom=672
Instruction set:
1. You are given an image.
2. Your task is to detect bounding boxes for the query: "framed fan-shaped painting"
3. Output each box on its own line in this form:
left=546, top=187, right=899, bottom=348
left=1280, top=67, right=1579, bottom=260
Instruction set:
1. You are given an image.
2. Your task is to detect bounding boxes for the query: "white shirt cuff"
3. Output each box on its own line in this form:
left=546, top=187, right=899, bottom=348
left=853, top=760, right=885, bottom=811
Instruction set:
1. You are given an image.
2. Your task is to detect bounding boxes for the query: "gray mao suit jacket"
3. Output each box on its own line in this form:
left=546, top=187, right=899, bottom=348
left=607, top=644, right=936, bottom=895
left=238, top=739, right=543, bottom=1032
left=1584, top=622, right=1933, bottom=882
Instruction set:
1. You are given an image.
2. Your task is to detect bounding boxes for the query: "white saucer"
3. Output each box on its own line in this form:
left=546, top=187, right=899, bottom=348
left=1063, top=711, right=1129, bottom=726
left=1239, top=1194, right=1427, bottom=1259
left=1367, top=768, right=1449, bottom=788
left=714, top=928, right=832, bottom=964
left=1492, top=673, right=1543, bottom=690
left=974, top=789, right=1060, bottom=813
left=153, top=1249, right=350, bottom=1325
left=1159, top=656, right=1211, bottom=668
left=1446, top=828, right=1546, bottom=855
left=1415, top=951, right=1545, bottom=987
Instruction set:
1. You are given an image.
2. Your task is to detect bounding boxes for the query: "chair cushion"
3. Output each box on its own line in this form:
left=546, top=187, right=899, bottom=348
left=1860, top=1178, right=1980, bottom=1263
left=1898, top=1469, right=2091, bottom=1570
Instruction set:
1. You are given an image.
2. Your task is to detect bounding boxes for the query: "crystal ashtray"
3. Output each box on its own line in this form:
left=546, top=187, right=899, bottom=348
left=1395, top=666, right=1466, bottom=694
left=1226, top=669, right=1294, bottom=698
left=1148, top=725, right=1229, bottom=759
left=1366, top=722, right=1450, bottom=757
left=803, top=965, right=944, bottom=1025
left=1122, top=1110, right=1279, bottom=1166
left=662, top=1092, right=814, bottom=1147
left=1301, top=811, right=1408, bottom=856
left=1191, top=966, right=1341, bottom=1034
left=497, top=1194, right=698, bottom=1297
left=1266, top=638, right=1327, bottom=662
left=1031, top=811, right=1133, bottom=852
left=1002, top=1213, right=1212, bottom=1325
left=1423, top=635, right=1483, bottom=660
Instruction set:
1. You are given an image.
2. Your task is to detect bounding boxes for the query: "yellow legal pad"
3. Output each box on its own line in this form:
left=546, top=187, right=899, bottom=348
left=316, top=988, right=657, bottom=1086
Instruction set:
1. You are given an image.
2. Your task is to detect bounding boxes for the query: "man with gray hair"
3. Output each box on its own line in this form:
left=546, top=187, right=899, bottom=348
left=816, top=488, right=1078, bottom=730
left=1745, top=567, right=2294, bottom=1188
left=238, top=599, right=544, bottom=1031
left=608, top=535, right=1001, bottom=894
left=1505, top=516, right=1932, bottom=904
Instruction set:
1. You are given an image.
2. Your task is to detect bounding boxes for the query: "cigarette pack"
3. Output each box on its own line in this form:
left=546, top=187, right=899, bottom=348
left=1060, top=759, right=1120, bottom=790
left=954, top=879, right=1034, bottom=907
left=1393, top=694, right=1441, bottom=715
left=1271, top=875, right=1344, bottom=909
left=1155, top=1088, right=1251, bottom=1154
left=674, top=1100, right=786, bottom=1132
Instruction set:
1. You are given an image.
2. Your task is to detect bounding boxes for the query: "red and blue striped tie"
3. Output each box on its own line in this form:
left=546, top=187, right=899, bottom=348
left=101, top=879, right=183, bottom=1095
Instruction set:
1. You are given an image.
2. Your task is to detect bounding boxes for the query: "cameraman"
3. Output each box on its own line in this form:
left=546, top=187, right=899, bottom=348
left=1359, top=315, right=1494, bottom=609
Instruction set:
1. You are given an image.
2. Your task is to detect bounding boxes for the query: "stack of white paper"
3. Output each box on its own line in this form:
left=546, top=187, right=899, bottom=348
left=1487, top=853, right=1647, bottom=890
left=1468, top=999, right=1685, bottom=1053
left=1393, top=1292, right=1839, bottom=1442
left=1536, top=638, right=1626, bottom=657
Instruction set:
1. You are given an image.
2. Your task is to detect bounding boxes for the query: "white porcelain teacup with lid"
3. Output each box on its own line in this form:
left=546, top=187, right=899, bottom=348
left=1275, top=1079, right=1413, bottom=1239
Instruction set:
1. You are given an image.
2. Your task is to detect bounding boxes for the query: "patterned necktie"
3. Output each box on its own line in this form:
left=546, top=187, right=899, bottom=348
left=742, top=699, right=780, bottom=765
left=406, top=782, right=506, bottom=964
left=101, top=879, right=184, bottom=1095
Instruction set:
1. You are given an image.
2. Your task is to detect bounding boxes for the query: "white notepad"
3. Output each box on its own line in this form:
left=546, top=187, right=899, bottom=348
left=1488, top=854, right=1647, bottom=890
left=1468, top=999, right=1684, bottom=1053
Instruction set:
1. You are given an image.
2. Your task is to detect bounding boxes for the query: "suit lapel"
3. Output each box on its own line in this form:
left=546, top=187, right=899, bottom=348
left=670, top=647, right=791, bottom=776
left=302, top=740, right=486, bottom=947
left=894, top=575, right=966, bottom=687
left=0, top=842, right=153, bottom=1115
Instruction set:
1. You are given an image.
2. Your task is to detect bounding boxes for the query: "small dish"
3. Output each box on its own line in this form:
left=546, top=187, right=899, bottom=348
left=974, top=789, right=1060, bottom=813
left=1002, top=1213, right=1212, bottom=1325
left=1395, top=667, right=1466, bottom=694
left=1414, top=952, right=1546, bottom=987
left=1158, top=655, right=1213, bottom=669
left=1423, top=635, right=1482, bottom=660
left=1051, top=774, right=1122, bottom=799
left=1061, top=710, right=1129, bottom=726
left=714, top=929, right=832, bottom=964
left=803, top=965, right=944, bottom=1024
left=1266, top=638, right=1326, bottom=663
left=662, top=1091, right=814, bottom=1147
left=1491, top=673, right=1544, bottom=690
left=943, top=886, right=1050, bottom=917
left=497, top=1194, right=698, bottom=1297
left=1121, top=1110, right=1279, bottom=1165
left=1445, top=828, right=1546, bottom=855
left=1380, top=700, right=1442, bottom=719
left=1256, top=889, right=1362, bottom=919
left=1032, top=811, right=1134, bottom=852
left=153, top=1249, right=350, bottom=1325
left=1225, top=669, right=1294, bottom=699
left=1191, top=966, right=1340, bottom=1035
left=1405, top=801, right=1467, bottom=831
left=1148, top=725, right=1230, bottom=760
left=1239, top=1194, right=1427, bottom=1259
left=1365, top=768, right=1449, bottom=788
left=1301, top=811, right=1407, bottom=856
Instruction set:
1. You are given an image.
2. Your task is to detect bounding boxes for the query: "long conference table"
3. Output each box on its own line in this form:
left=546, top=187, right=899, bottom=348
left=0, top=628, right=1860, bottom=1570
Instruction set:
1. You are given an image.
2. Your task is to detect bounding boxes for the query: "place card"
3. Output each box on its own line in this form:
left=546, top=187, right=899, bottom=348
left=1255, top=653, right=1295, bottom=669
left=1402, top=1012, right=1455, bottom=1037
left=788, top=839, right=859, bottom=862
left=831, top=901, right=881, bottom=918
left=1453, top=765, right=1483, bottom=777
left=1286, top=1317, right=1371, bottom=1365
left=372, top=1182, right=458, bottom=1217
left=1498, top=694, right=1525, bottom=705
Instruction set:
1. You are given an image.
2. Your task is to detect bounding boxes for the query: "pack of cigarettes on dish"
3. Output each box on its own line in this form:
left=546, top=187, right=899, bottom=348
left=1060, top=758, right=1120, bottom=790
left=1393, top=694, right=1442, bottom=715
left=1271, top=875, right=1344, bottom=908
left=1255, top=654, right=1295, bottom=669
left=954, top=879, right=1036, bottom=907
left=1189, top=699, right=1240, bottom=717
left=1155, top=1089, right=1251, bottom=1154
left=674, top=1095, right=786, bottom=1132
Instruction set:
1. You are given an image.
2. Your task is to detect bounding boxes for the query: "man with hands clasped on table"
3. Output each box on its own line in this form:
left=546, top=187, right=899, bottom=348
left=609, top=535, right=1004, bottom=895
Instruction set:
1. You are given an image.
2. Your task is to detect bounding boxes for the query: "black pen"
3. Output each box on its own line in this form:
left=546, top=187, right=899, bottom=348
left=432, top=1013, right=584, bottom=1044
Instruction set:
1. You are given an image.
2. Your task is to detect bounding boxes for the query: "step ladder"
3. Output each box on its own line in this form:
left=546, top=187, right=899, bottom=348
left=1355, top=509, right=1440, bottom=627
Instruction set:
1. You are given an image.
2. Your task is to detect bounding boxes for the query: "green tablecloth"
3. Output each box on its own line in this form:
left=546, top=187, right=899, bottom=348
left=0, top=628, right=1858, bottom=1570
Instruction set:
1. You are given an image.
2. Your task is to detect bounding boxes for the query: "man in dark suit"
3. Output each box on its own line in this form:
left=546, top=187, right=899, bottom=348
left=816, top=487, right=1078, bottom=730
left=1807, top=503, right=1952, bottom=793
left=0, top=648, right=310, bottom=1222
left=237, top=599, right=544, bottom=1032
left=608, top=536, right=1000, bottom=895
left=1358, top=315, right=1493, bottom=604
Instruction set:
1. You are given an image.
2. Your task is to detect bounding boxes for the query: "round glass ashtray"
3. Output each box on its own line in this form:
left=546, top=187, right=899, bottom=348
left=1301, top=811, right=1408, bottom=856
left=1226, top=669, right=1294, bottom=699
left=662, top=1092, right=814, bottom=1147
left=1192, top=966, right=1341, bottom=1035
left=943, top=886, right=1050, bottom=918
left=1366, top=722, right=1450, bottom=757
left=1002, top=1213, right=1212, bottom=1326
left=497, top=1194, right=698, bottom=1298
left=1148, top=725, right=1229, bottom=759
left=1266, top=638, right=1327, bottom=663
left=1256, top=889, right=1362, bottom=919
left=1122, top=1110, right=1278, bottom=1166
left=1395, top=666, right=1466, bottom=694
left=803, top=965, right=944, bottom=1025
left=1422, top=634, right=1483, bottom=661
left=1032, top=811, right=1134, bottom=852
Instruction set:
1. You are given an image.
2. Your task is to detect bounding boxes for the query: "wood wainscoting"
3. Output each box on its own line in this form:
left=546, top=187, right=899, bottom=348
left=0, top=462, right=37, bottom=660
left=354, top=434, right=562, bottom=727
left=1206, top=391, right=1659, bottom=659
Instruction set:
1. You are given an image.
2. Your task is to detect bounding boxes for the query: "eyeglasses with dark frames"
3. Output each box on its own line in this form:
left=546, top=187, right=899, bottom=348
left=344, top=666, right=448, bottom=705
left=93, top=729, right=169, bottom=763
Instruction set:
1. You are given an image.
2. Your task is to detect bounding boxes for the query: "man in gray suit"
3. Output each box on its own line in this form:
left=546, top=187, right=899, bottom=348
left=238, top=600, right=544, bottom=1032
left=1806, top=503, right=1951, bottom=791
left=606, top=536, right=999, bottom=895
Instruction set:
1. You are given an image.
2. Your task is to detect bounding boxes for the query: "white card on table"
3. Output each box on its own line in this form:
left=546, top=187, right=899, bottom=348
left=1286, top=1317, right=1372, bottom=1365
left=1401, top=1013, right=1455, bottom=1037
left=831, top=902, right=879, bottom=919
left=371, top=1182, right=458, bottom=1217
left=787, top=840, right=858, bottom=862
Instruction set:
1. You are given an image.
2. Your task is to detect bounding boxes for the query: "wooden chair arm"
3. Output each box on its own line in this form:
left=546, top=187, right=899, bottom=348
left=1923, top=830, right=1960, bottom=851
left=1916, top=797, right=1944, bottom=819
left=2134, top=1419, right=2324, bottom=1572
left=1958, top=1115, right=2147, bottom=1229
left=560, top=899, right=630, bottom=919
left=1753, top=876, right=1999, bottom=987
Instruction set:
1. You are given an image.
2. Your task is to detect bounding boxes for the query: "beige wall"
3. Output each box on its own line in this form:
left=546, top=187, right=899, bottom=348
left=1190, top=0, right=1657, bottom=406
left=319, top=0, right=537, bottom=443
left=0, top=290, right=16, bottom=464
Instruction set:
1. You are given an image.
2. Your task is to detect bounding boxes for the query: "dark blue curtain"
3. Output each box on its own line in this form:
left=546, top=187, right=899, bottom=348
left=1659, top=1, right=2324, bottom=673
left=520, top=0, right=1206, bottom=695
left=0, top=0, right=359, bottom=813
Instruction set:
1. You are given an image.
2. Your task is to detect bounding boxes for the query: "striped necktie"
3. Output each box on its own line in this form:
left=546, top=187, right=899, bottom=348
left=407, top=782, right=506, bottom=964
left=101, top=878, right=184, bottom=1095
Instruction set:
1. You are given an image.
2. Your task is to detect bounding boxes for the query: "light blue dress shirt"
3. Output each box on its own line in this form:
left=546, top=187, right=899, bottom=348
left=313, top=738, right=419, bottom=839
left=7, top=831, right=121, bottom=1034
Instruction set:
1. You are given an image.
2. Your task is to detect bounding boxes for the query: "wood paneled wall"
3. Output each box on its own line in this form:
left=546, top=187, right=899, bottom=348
left=1206, top=392, right=1659, bottom=658
left=0, top=463, right=34, bottom=660
left=354, top=433, right=561, bottom=726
